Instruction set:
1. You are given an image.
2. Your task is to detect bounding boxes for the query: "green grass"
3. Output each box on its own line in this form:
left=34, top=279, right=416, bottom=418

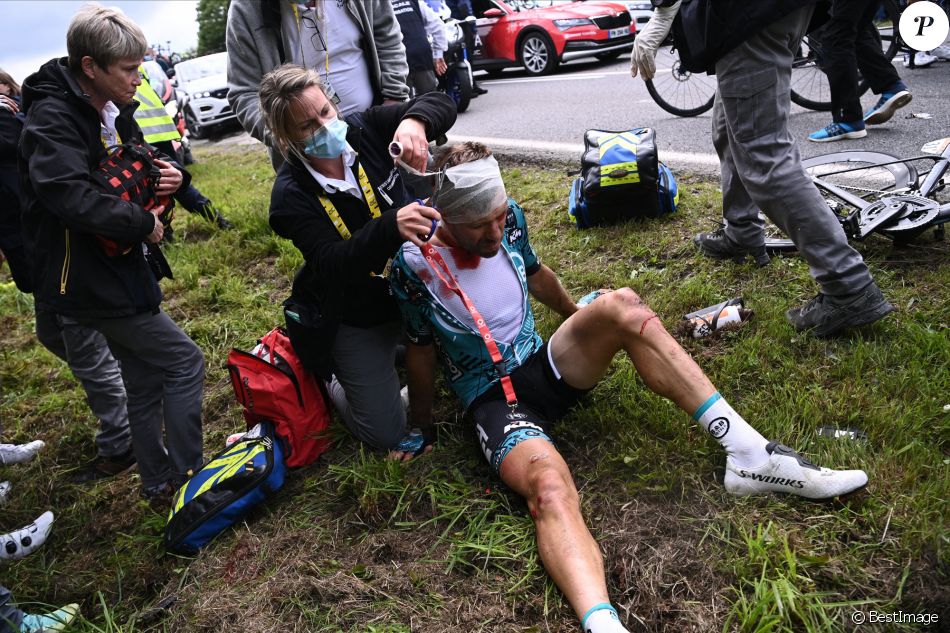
left=1, top=143, right=947, bottom=632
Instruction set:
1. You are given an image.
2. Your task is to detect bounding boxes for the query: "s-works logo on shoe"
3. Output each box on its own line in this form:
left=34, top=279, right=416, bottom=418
left=737, top=471, right=806, bottom=489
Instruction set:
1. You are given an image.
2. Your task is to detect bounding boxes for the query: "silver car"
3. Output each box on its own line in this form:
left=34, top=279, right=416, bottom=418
left=172, top=52, right=235, bottom=139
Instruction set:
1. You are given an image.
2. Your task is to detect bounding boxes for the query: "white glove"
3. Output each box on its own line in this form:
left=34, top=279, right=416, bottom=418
left=630, top=1, right=682, bottom=81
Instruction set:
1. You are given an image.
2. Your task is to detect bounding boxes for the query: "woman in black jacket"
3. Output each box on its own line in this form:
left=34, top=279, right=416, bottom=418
left=0, top=68, right=31, bottom=291
left=260, top=64, right=456, bottom=453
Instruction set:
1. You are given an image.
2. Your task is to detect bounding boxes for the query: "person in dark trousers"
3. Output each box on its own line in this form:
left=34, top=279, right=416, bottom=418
left=393, top=0, right=448, bottom=97
left=0, top=69, right=135, bottom=482
left=632, top=0, right=894, bottom=338
left=18, top=5, right=204, bottom=502
left=259, top=64, right=455, bottom=452
left=444, top=0, right=487, bottom=95
left=808, top=0, right=913, bottom=142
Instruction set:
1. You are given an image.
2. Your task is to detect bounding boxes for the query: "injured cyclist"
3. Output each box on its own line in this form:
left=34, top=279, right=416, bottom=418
left=387, top=142, right=869, bottom=633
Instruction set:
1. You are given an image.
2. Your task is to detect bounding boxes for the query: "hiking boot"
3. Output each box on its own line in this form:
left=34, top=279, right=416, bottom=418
left=693, top=228, right=770, bottom=266
left=808, top=121, right=867, bottom=142
left=141, top=481, right=176, bottom=510
left=71, top=446, right=137, bottom=483
left=1, top=511, right=54, bottom=560
left=785, top=282, right=894, bottom=337
left=725, top=442, right=868, bottom=500
left=864, top=88, right=912, bottom=125
left=0, top=440, right=45, bottom=465
left=19, top=603, right=80, bottom=632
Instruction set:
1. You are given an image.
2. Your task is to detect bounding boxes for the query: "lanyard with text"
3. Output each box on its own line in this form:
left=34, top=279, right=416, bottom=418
left=420, top=243, right=518, bottom=408
left=317, top=163, right=381, bottom=240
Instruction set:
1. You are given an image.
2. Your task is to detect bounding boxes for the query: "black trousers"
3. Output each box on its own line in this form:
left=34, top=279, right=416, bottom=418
left=822, top=0, right=902, bottom=122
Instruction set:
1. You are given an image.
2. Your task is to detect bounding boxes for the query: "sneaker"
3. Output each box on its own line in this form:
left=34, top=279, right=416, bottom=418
left=472, top=84, right=488, bottom=96
left=808, top=121, right=867, bottom=142
left=0, top=440, right=45, bottom=465
left=929, top=44, right=950, bottom=60
left=693, top=228, right=770, bottom=266
left=71, top=446, right=137, bottom=483
left=725, top=442, right=868, bottom=500
left=19, top=603, right=80, bottom=632
left=786, top=282, right=894, bottom=337
left=1, top=511, right=54, bottom=560
left=864, top=89, right=912, bottom=124
left=903, top=51, right=937, bottom=68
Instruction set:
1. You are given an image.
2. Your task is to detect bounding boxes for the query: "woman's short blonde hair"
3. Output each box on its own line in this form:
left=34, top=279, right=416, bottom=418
left=67, top=4, right=148, bottom=74
left=259, top=64, right=334, bottom=163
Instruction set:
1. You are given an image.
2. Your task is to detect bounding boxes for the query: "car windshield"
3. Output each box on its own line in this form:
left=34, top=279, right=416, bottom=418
left=175, top=52, right=227, bottom=83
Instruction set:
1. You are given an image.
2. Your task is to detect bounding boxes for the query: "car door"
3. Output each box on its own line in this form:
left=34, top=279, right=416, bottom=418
left=472, top=0, right=511, bottom=62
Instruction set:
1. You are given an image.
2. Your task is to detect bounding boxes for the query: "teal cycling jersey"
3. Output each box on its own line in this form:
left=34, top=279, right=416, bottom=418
left=390, top=199, right=544, bottom=408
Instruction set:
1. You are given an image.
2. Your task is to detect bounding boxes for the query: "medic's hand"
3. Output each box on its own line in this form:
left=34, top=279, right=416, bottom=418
left=630, top=1, right=682, bottom=81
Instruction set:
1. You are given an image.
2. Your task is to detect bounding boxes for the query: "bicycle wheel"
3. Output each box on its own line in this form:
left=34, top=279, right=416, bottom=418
left=644, top=45, right=716, bottom=117
left=763, top=150, right=919, bottom=253
left=790, top=32, right=832, bottom=111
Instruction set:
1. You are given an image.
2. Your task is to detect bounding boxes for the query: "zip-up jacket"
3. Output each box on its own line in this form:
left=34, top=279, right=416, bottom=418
left=18, top=57, right=185, bottom=318
left=226, top=0, right=410, bottom=169
left=268, top=91, right=456, bottom=329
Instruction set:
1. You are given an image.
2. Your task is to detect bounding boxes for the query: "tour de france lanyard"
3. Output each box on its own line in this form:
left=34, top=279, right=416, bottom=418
left=317, top=163, right=381, bottom=240
left=419, top=242, right=519, bottom=409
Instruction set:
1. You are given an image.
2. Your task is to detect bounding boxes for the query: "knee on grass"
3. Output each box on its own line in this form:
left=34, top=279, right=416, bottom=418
left=525, top=459, right=580, bottom=522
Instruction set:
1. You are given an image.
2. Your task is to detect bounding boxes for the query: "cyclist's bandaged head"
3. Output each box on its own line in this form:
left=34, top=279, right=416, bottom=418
left=434, top=156, right=507, bottom=224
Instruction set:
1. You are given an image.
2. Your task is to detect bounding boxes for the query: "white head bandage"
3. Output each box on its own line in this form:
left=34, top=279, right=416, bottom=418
left=433, top=156, right=507, bottom=223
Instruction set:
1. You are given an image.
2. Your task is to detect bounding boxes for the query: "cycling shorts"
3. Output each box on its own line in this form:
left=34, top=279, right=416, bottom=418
left=468, top=343, right=590, bottom=475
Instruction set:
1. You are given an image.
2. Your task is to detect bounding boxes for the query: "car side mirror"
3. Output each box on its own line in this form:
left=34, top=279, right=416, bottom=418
left=483, top=8, right=504, bottom=18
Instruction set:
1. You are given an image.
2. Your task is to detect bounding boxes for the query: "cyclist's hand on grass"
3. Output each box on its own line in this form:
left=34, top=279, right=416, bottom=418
left=630, top=1, right=682, bottom=80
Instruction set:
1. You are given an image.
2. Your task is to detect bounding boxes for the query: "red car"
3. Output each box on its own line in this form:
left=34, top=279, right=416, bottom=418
left=471, top=0, right=635, bottom=76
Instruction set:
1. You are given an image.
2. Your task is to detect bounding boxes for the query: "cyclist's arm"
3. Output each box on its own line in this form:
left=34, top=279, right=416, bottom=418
left=527, top=264, right=578, bottom=319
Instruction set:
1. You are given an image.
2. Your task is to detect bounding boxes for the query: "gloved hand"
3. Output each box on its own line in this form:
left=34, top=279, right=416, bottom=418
left=630, top=1, right=682, bottom=81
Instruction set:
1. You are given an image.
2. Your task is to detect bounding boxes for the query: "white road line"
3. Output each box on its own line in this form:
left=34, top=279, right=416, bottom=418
left=479, top=69, right=671, bottom=85
left=446, top=134, right=721, bottom=169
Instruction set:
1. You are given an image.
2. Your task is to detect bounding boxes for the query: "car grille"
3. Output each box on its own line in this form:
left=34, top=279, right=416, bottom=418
left=592, top=13, right=632, bottom=30
left=211, top=88, right=229, bottom=99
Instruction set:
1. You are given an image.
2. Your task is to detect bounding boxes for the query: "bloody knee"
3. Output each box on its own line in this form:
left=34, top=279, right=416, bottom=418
left=602, top=287, right=658, bottom=336
left=525, top=459, right=579, bottom=522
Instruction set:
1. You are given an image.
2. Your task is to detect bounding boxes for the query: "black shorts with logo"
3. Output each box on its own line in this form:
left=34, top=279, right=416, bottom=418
left=467, top=343, right=590, bottom=474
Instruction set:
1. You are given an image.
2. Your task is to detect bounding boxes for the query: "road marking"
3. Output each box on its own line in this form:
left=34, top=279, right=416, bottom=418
left=446, top=135, right=721, bottom=170
left=479, top=69, right=635, bottom=85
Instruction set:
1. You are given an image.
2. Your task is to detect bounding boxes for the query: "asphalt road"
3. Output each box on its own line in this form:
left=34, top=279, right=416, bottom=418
left=446, top=54, right=950, bottom=174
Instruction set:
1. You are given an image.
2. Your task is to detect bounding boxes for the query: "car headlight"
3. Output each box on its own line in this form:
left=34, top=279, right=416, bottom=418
left=553, top=17, right=593, bottom=30
left=627, top=2, right=653, bottom=9
left=198, top=91, right=211, bottom=98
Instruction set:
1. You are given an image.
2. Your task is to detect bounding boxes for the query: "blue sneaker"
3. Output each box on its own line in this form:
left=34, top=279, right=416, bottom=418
left=864, top=89, right=912, bottom=124
left=19, top=603, right=79, bottom=632
left=808, top=121, right=867, bottom=143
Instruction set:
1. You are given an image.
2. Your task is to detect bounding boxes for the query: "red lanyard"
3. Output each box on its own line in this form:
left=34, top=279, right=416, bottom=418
left=420, top=243, right=518, bottom=408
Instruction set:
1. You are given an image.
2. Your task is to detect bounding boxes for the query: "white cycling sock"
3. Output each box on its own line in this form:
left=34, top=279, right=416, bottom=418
left=693, top=392, right=769, bottom=468
left=582, top=603, right=629, bottom=633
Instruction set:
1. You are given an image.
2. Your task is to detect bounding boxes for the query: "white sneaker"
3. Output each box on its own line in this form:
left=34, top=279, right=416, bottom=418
left=725, top=442, right=868, bottom=500
left=0, top=511, right=54, bottom=560
left=928, top=44, right=950, bottom=60
left=400, top=385, right=410, bottom=411
left=0, top=440, right=45, bottom=465
left=903, top=51, right=937, bottom=68
left=0, top=481, right=10, bottom=504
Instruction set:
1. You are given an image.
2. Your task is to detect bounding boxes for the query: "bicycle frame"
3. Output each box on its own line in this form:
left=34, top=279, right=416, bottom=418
left=809, top=142, right=950, bottom=240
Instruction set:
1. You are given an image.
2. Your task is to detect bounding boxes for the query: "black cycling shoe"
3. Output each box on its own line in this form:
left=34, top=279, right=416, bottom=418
left=786, top=282, right=894, bottom=338
left=472, top=84, right=488, bottom=96
left=694, top=227, right=770, bottom=267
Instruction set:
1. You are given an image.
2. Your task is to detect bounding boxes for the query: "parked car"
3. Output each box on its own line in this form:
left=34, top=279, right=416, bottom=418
left=171, top=51, right=235, bottom=139
left=471, top=0, right=636, bottom=76
left=615, top=0, right=653, bottom=29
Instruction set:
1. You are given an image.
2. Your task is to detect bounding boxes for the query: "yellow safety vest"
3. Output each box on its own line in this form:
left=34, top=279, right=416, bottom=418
left=133, top=65, right=180, bottom=143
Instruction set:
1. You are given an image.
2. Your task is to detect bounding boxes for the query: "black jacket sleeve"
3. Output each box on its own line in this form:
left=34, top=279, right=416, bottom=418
left=361, top=91, right=457, bottom=143
left=269, top=173, right=403, bottom=284
left=21, top=100, right=156, bottom=242
left=0, top=110, right=22, bottom=163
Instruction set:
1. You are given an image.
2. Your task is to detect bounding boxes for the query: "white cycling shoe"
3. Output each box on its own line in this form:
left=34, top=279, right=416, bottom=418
left=725, top=442, right=868, bottom=500
left=1, top=511, right=55, bottom=560
left=0, top=440, right=46, bottom=465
